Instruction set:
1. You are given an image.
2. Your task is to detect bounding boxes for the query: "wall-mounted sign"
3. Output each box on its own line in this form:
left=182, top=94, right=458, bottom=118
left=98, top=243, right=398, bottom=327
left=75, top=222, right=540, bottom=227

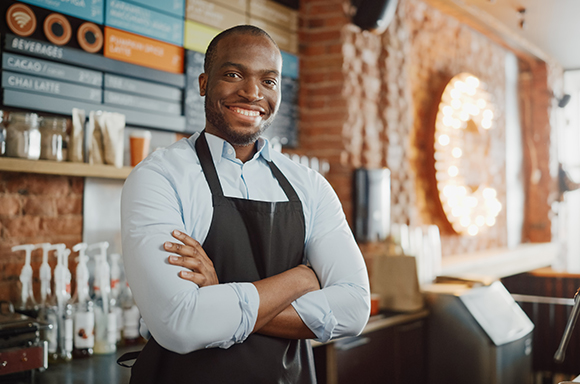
left=183, top=20, right=220, bottom=53
left=2, top=71, right=102, bottom=102
left=6, top=3, right=37, bottom=37
left=433, top=73, right=501, bottom=236
left=77, top=22, right=104, bottom=53
left=103, top=27, right=184, bottom=74
left=20, top=0, right=104, bottom=24
left=2, top=52, right=103, bottom=87
left=43, top=13, right=72, bottom=46
left=105, top=0, right=184, bottom=47
left=5, top=33, right=185, bottom=87
left=129, top=0, right=185, bottom=18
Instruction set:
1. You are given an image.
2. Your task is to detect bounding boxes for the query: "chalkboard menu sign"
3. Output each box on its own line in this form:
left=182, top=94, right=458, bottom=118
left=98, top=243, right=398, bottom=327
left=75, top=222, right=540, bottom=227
left=263, top=76, right=298, bottom=147
left=184, top=50, right=205, bottom=132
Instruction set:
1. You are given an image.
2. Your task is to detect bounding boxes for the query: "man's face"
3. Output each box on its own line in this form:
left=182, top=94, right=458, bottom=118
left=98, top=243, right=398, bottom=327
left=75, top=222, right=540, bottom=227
left=199, top=33, right=282, bottom=146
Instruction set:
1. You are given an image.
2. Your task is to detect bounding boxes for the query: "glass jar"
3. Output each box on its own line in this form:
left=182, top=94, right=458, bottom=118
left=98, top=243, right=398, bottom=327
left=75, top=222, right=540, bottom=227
left=5, top=112, right=40, bottom=160
left=40, top=117, right=68, bottom=162
left=0, top=111, right=6, bottom=156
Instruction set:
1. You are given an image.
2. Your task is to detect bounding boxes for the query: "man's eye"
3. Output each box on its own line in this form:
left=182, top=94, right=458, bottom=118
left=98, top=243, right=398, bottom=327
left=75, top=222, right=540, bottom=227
left=225, top=73, right=240, bottom=78
left=264, top=80, right=277, bottom=86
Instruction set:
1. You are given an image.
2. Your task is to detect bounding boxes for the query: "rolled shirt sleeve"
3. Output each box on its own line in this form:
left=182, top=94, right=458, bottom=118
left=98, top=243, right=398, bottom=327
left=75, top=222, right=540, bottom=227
left=121, top=157, right=259, bottom=354
left=291, top=175, right=371, bottom=342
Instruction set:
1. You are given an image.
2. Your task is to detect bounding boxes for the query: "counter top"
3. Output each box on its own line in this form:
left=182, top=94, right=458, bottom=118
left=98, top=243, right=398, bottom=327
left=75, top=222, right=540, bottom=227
left=311, top=309, right=429, bottom=347
left=34, top=310, right=429, bottom=382
left=35, top=346, right=141, bottom=384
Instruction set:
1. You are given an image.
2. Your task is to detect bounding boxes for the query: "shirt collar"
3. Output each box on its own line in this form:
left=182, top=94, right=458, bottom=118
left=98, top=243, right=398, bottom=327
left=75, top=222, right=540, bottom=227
left=202, top=132, right=272, bottom=164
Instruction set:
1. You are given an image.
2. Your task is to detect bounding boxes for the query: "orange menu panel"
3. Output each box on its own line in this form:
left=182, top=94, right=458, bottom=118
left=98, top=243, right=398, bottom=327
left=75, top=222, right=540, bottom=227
left=104, top=27, right=184, bottom=74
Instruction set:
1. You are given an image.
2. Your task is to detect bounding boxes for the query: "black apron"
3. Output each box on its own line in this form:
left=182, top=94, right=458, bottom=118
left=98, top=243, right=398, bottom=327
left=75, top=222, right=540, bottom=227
left=128, top=132, right=316, bottom=384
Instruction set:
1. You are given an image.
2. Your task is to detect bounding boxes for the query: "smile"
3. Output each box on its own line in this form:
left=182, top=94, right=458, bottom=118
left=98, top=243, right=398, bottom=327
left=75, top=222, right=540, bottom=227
left=229, top=107, right=262, bottom=117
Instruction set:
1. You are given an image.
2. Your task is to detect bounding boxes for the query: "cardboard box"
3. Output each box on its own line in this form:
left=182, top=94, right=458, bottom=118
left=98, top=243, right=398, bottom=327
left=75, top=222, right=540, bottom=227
left=20, top=0, right=104, bottom=24
left=104, top=27, right=184, bottom=74
left=2, top=71, right=102, bottom=103
left=124, top=0, right=185, bottom=18
left=104, top=73, right=181, bottom=101
left=3, top=52, right=103, bottom=87
left=248, top=17, right=298, bottom=54
left=105, top=0, right=184, bottom=47
left=183, top=20, right=220, bottom=53
left=186, top=0, right=246, bottom=31
left=249, top=0, right=298, bottom=31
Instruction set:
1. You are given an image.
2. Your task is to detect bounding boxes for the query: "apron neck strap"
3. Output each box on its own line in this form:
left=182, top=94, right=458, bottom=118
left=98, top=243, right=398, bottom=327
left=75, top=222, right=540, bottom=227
left=195, top=131, right=225, bottom=197
left=195, top=131, right=301, bottom=202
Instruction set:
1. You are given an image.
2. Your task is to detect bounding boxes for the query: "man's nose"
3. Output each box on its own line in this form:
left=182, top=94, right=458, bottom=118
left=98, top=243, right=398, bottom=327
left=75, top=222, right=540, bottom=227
left=238, top=78, right=263, bottom=101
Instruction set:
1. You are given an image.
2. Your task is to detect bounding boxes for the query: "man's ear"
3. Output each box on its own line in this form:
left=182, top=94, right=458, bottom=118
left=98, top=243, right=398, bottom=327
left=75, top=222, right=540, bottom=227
left=199, top=73, right=208, bottom=96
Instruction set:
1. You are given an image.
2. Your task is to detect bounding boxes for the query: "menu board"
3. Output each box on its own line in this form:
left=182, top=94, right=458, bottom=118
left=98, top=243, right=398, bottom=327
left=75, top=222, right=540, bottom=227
left=184, top=50, right=205, bottom=132
left=263, top=76, right=298, bottom=147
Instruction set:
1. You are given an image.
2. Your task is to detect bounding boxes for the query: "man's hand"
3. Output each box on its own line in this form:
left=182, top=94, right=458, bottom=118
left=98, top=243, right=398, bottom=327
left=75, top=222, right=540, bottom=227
left=165, top=230, right=219, bottom=287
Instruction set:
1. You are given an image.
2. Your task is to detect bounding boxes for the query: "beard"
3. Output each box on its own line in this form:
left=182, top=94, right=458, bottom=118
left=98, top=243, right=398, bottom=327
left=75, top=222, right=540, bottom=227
left=204, top=96, right=275, bottom=146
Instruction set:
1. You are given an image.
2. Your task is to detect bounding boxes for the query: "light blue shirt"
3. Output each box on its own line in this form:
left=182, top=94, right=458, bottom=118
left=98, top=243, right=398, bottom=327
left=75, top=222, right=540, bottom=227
left=121, top=132, right=370, bottom=354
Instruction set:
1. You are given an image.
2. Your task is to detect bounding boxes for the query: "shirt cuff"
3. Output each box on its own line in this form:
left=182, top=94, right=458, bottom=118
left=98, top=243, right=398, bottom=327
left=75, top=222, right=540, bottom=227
left=291, top=290, right=337, bottom=343
left=205, top=282, right=259, bottom=349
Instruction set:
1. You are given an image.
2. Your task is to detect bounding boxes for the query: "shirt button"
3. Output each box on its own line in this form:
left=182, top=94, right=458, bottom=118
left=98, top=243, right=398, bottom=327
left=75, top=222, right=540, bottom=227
left=228, top=149, right=234, bottom=155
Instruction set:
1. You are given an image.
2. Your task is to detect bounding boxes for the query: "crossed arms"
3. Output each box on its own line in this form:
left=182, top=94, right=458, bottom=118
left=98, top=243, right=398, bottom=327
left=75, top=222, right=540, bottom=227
left=165, top=229, right=319, bottom=339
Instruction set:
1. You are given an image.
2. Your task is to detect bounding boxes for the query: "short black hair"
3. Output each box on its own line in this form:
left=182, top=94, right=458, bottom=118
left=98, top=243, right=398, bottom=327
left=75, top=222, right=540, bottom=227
left=203, top=25, right=279, bottom=73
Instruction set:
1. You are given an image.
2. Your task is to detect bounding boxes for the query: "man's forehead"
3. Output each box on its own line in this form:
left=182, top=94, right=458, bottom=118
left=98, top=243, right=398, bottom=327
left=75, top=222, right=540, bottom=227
left=215, top=33, right=281, bottom=63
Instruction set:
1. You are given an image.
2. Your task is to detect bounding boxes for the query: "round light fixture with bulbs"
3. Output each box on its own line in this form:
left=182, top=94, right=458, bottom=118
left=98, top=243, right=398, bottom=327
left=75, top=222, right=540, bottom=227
left=433, top=73, right=501, bottom=236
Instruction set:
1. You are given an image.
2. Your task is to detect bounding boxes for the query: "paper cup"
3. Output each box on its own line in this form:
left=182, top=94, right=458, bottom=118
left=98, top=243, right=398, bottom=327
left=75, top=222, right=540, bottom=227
left=129, top=130, right=151, bottom=167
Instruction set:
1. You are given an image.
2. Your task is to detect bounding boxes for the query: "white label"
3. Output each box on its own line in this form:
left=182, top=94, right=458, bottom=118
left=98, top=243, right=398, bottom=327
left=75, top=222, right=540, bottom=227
left=64, top=318, right=73, bottom=353
left=107, top=312, right=117, bottom=344
left=47, top=312, right=58, bottom=353
left=114, top=306, right=123, bottom=342
left=74, top=311, right=95, bottom=348
left=123, top=305, right=141, bottom=339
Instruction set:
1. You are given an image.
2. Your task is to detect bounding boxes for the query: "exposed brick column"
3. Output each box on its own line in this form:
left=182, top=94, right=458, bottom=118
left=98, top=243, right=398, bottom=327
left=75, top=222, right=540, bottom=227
left=0, top=172, right=84, bottom=303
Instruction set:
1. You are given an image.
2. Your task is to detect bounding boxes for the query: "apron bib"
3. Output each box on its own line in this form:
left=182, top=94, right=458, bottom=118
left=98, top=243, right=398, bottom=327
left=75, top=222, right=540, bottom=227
left=128, top=132, right=316, bottom=384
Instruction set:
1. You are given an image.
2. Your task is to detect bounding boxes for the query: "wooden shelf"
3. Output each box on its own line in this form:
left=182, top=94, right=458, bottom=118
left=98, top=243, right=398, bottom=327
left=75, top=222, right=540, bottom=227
left=0, top=157, right=133, bottom=179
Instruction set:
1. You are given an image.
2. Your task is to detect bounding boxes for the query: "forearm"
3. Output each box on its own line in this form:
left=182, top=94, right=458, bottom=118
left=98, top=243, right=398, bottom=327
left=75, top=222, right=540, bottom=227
left=251, top=264, right=319, bottom=333
left=256, top=305, right=316, bottom=339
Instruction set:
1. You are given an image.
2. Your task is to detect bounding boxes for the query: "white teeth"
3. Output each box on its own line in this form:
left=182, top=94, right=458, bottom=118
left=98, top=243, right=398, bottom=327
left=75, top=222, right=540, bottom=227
left=232, top=107, right=260, bottom=117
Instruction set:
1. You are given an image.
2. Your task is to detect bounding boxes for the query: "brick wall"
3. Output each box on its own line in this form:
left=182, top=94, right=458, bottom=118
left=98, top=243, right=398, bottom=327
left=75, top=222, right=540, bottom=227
left=298, top=0, right=559, bottom=262
left=0, top=172, right=83, bottom=303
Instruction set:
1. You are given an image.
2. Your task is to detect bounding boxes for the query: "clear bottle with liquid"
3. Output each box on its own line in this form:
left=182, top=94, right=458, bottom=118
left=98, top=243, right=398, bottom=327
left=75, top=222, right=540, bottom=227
left=110, top=253, right=123, bottom=344
left=54, top=245, right=73, bottom=362
left=89, top=242, right=116, bottom=354
left=71, top=243, right=94, bottom=359
left=11, top=244, right=39, bottom=318
left=120, top=281, right=142, bottom=346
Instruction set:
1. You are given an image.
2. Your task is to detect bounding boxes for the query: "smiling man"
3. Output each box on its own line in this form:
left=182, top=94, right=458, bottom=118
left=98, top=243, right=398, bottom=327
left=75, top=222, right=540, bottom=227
left=121, top=25, right=370, bottom=384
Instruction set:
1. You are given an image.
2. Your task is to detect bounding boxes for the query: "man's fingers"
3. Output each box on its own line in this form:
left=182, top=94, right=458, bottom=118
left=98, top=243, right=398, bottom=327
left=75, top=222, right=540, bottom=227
left=178, top=270, right=208, bottom=286
left=172, top=229, right=201, bottom=249
left=168, top=255, right=202, bottom=271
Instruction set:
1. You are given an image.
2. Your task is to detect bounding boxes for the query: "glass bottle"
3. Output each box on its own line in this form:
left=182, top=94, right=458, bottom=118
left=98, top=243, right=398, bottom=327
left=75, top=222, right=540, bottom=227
left=0, top=110, right=7, bottom=156
left=71, top=244, right=94, bottom=358
left=39, top=116, right=68, bottom=161
left=121, top=281, right=142, bottom=346
left=5, top=112, right=40, bottom=159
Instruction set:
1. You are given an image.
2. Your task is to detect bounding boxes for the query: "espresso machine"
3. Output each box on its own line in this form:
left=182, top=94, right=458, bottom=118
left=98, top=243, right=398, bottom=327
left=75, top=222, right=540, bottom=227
left=555, top=288, right=580, bottom=383
left=0, top=302, right=48, bottom=383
